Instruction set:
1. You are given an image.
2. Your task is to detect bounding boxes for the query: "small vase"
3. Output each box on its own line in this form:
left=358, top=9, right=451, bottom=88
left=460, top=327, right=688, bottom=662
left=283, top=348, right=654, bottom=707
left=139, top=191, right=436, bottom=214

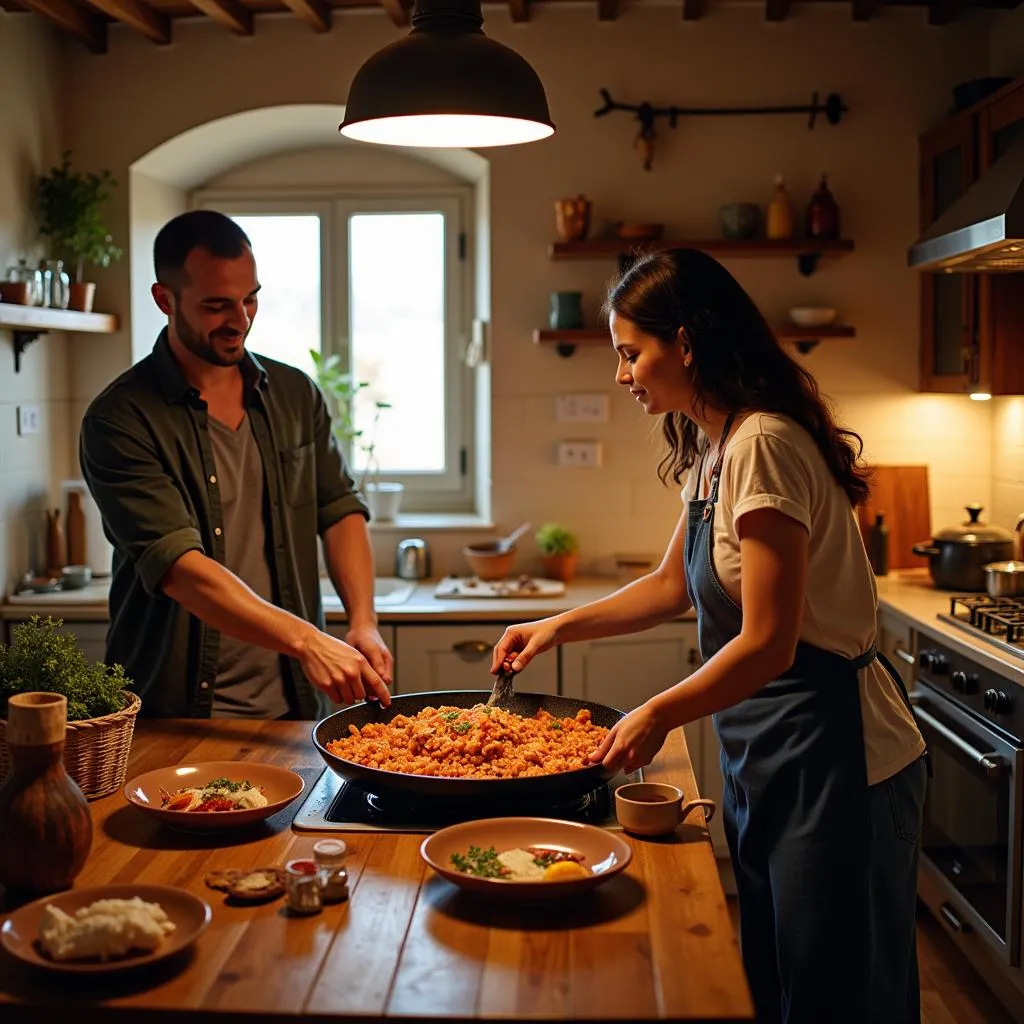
left=549, top=291, right=584, bottom=330
left=68, top=282, right=96, bottom=313
left=365, top=482, right=404, bottom=522
left=554, top=195, right=591, bottom=243
left=541, top=552, right=578, bottom=583
left=0, top=692, right=93, bottom=895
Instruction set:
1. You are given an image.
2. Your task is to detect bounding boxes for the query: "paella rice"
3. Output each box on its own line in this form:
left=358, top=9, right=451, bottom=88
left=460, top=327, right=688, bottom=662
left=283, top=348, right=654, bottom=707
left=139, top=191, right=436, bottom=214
left=325, top=704, right=609, bottom=778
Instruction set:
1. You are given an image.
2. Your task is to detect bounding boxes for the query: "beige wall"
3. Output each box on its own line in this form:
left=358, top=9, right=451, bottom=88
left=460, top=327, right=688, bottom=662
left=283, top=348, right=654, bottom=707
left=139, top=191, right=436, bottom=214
left=45, top=5, right=1014, bottom=573
left=0, top=15, right=72, bottom=590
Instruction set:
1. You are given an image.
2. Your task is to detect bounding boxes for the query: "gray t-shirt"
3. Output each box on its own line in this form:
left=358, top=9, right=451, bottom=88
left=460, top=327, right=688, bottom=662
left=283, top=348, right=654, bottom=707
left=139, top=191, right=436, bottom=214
left=208, top=412, right=290, bottom=719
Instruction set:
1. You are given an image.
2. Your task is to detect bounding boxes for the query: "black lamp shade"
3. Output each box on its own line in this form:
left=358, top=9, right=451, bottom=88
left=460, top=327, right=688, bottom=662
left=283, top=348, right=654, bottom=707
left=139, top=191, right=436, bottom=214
left=339, top=0, right=554, bottom=148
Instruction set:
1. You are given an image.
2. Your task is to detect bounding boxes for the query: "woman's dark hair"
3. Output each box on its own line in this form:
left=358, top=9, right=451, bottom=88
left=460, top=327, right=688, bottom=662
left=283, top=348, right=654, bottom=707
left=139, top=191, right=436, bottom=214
left=603, top=248, right=870, bottom=507
left=153, top=210, right=251, bottom=292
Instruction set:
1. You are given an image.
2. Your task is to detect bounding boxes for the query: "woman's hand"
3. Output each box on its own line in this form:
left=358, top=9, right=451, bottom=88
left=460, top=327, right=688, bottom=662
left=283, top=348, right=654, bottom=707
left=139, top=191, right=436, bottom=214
left=588, top=703, right=669, bottom=774
left=490, top=617, right=560, bottom=674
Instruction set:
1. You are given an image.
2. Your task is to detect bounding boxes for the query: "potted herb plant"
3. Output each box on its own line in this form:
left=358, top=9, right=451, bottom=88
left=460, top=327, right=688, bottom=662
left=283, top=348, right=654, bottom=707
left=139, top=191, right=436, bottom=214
left=35, top=151, right=122, bottom=313
left=312, top=350, right=401, bottom=520
left=535, top=523, right=579, bottom=582
left=0, top=616, right=140, bottom=799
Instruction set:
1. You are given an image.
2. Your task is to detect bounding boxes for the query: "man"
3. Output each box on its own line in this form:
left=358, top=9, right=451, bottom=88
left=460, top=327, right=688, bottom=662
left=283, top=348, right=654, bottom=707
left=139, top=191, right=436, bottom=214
left=80, top=209, right=392, bottom=719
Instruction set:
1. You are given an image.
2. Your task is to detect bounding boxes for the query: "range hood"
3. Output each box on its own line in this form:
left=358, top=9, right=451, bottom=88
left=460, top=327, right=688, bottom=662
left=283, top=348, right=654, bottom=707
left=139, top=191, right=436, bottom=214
left=908, top=135, right=1024, bottom=272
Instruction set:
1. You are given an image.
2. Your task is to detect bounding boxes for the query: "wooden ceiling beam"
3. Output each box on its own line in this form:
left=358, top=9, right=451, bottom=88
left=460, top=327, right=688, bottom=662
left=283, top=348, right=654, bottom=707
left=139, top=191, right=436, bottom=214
left=186, top=0, right=252, bottom=34
left=19, top=0, right=106, bottom=51
left=928, top=0, right=968, bottom=23
left=851, top=0, right=883, bottom=19
left=766, top=0, right=791, bottom=19
left=83, top=0, right=171, bottom=43
left=377, top=0, right=408, bottom=25
left=508, top=0, right=528, bottom=21
left=281, top=0, right=331, bottom=31
left=597, top=0, right=617, bottom=20
left=682, top=0, right=707, bottom=19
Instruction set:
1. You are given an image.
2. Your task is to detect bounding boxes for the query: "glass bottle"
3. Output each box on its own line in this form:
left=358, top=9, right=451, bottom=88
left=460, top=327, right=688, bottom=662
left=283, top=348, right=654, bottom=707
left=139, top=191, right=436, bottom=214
left=765, top=174, right=795, bottom=240
left=313, top=839, right=350, bottom=902
left=43, top=259, right=71, bottom=309
left=806, top=174, right=841, bottom=241
left=284, top=857, right=322, bottom=914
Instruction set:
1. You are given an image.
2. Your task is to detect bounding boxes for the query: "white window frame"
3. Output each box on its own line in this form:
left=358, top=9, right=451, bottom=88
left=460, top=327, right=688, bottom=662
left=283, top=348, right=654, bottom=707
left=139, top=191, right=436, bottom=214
left=192, top=186, right=474, bottom=512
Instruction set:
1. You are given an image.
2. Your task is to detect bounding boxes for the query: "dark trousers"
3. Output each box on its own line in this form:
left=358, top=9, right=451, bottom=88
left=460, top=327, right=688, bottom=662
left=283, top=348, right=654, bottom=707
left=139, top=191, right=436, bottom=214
left=724, top=755, right=927, bottom=1024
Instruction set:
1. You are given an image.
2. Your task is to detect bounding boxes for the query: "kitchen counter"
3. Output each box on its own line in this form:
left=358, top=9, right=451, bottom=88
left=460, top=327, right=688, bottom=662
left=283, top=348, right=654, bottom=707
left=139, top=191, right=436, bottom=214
left=2, top=576, right=697, bottom=625
left=876, top=569, right=1024, bottom=686
left=0, top=720, right=752, bottom=1023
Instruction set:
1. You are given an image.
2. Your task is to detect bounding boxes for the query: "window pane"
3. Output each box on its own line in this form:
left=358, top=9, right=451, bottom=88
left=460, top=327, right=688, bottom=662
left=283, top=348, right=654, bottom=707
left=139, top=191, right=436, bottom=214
left=229, top=215, right=321, bottom=380
left=349, top=212, right=446, bottom=475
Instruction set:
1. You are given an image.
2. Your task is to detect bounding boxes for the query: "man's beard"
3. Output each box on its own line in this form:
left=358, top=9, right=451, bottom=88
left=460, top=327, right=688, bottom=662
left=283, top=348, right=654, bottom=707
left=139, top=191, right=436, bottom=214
left=174, top=307, right=248, bottom=367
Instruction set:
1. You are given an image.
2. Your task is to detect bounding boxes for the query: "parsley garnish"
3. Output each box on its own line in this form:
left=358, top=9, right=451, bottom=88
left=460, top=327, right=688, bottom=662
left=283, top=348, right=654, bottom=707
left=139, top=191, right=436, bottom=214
left=452, top=721, right=473, bottom=734
left=203, top=777, right=250, bottom=793
left=450, top=845, right=507, bottom=878
left=440, top=711, right=460, bottom=722
left=548, top=721, right=563, bottom=730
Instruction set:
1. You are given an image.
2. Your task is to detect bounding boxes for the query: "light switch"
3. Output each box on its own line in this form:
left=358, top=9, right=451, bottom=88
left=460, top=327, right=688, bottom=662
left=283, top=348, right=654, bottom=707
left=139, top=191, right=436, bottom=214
left=556, top=393, right=609, bottom=423
left=17, top=405, right=40, bottom=436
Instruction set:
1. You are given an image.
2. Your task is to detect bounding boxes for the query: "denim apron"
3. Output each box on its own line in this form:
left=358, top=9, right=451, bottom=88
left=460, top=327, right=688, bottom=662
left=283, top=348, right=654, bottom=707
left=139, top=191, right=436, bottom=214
left=684, top=418, right=892, bottom=1024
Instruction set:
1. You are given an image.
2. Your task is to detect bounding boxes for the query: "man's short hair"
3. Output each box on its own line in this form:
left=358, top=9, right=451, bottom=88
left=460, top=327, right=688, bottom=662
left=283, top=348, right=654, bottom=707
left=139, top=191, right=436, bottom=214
left=153, top=210, right=251, bottom=290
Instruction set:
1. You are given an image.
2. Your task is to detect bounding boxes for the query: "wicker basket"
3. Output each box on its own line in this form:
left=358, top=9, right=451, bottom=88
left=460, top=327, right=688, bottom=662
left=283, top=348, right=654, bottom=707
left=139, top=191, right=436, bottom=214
left=0, top=690, right=141, bottom=800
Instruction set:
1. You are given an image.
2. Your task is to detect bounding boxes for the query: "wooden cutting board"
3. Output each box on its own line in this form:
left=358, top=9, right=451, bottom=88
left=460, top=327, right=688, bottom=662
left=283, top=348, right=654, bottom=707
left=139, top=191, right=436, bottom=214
left=857, top=465, right=932, bottom=570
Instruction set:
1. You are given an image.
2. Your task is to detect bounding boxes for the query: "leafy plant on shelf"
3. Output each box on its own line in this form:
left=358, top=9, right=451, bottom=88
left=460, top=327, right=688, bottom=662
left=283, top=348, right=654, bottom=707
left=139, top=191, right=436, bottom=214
left=311, top=349, right=392, bottom=493
left=35, top=151, right=123, bottom=284
left=0, top=615, right=132, bottom=721
left=535, top=523, right=579, bottom=556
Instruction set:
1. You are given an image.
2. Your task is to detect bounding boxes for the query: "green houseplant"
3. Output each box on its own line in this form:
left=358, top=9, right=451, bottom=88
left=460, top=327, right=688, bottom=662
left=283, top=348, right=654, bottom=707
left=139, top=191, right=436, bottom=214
left=312, top=350, right=401, bottom=520
left=35, top=151, right=122, bottom=313
left=0, top=616, right=140, bottom=799
left=535, top=523, right=579, bottom=583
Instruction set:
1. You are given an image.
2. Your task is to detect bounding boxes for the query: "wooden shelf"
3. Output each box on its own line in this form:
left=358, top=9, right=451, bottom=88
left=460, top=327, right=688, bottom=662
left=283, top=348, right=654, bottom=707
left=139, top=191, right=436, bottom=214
left=533, top=324, right=855, bottom=356
left=548, top=238, right=855, bottom=276
left=0, top=302, right=119, bottom=372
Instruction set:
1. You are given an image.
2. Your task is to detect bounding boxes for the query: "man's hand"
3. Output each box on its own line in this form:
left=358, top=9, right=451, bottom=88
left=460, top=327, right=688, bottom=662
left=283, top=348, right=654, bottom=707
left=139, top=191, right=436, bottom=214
left=294, top=628, right=391, bottom=707
left=345, top=623, right=395, bottom=690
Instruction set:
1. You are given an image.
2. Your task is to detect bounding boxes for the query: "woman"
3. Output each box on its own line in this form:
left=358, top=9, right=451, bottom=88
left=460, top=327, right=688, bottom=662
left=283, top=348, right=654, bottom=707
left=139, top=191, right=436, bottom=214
left=492, top=248, right=927, bottom=1024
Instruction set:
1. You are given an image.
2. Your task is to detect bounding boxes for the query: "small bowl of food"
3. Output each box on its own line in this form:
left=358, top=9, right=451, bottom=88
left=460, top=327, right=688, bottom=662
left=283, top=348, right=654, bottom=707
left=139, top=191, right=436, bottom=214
left=123, top=760, right=305, bottom=832
left=463, top=544, right=517, bottom=581
left=60, top=565, right=93, bottom=590
left=788, top=306, right=837, bottom=328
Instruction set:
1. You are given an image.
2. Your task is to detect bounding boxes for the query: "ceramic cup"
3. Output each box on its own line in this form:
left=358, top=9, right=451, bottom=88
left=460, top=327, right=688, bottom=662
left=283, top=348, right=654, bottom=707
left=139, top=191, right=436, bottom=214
left=614, top=782, right=716, bottom=837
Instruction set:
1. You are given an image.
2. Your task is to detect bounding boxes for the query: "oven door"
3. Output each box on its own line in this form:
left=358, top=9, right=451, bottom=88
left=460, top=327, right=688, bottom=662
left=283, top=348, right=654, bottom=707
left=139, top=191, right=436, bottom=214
left=912, top=682, right=1023, bottom=965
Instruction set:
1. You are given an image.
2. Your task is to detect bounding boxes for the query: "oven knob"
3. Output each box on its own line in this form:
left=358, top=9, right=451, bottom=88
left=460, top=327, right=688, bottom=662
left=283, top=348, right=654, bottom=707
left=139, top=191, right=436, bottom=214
left=984, top=688, right=1014, bottom=714
left=951, top=670, right=980, bottom=694
left=930, top=654, right=949, bottom=674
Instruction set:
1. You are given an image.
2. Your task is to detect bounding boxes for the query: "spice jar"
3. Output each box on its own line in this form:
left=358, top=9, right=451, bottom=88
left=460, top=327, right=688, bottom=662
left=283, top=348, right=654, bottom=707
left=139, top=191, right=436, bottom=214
left=284, top=857, right=322, bottom=914
left=313, top=839, right=350, bottom=902
left=805, top=174, right=841, bottom=241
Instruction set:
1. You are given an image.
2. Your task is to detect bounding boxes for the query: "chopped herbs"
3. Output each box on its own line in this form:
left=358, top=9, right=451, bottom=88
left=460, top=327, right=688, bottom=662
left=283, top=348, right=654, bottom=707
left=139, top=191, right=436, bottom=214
left=452, top=721, right=473, bottom=734
left=548, top=721, right=563, bottom=730
left=450, top=845, right=508, bottom=878
left=440, top=711, right=461, bottom=723
left=203, top=777, right=250, bottom=793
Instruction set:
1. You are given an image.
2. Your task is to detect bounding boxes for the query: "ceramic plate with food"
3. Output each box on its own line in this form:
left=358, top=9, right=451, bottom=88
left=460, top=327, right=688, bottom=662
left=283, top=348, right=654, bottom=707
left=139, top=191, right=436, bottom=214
left=0, top=884, right=211, bottom=974
left=420, top=817, right=632, bottom=900
left=123, top=760, right=305, bottom=832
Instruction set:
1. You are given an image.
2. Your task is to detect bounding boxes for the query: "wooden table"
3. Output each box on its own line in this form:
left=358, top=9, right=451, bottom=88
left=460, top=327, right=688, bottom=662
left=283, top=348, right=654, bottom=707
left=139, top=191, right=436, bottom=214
left=0, top=720, right=752, bottom=1022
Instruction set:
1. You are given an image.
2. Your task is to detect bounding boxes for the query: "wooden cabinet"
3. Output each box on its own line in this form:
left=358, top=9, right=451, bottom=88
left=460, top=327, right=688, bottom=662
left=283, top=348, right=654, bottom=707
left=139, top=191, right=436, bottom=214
left=918, top=114, right=979, bottom=393
left=392, top=624, right=558, bottom=696
left=919, top=77, right=1024, bottom=396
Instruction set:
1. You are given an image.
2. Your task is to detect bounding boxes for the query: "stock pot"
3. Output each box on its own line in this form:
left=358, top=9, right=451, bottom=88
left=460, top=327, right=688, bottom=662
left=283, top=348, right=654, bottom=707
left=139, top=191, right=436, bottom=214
left=912, top=505, right=1015, bottom=592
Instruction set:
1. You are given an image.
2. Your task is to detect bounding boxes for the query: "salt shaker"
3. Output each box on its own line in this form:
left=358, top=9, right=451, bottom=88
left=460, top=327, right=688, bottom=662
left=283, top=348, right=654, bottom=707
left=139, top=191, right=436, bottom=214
left=313, top=839, right=350, bottom=902
left=285, top=857, right=322, bottom=914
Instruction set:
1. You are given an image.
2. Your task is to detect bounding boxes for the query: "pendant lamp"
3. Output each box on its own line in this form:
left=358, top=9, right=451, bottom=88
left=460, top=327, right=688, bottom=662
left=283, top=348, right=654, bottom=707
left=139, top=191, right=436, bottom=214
left=339, top=0, right=555, bottom=148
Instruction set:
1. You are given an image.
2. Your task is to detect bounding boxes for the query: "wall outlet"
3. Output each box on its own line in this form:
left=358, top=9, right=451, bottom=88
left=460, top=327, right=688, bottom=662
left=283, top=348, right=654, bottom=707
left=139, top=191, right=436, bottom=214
left=555, top=393, right=609, bottom=423
left=557, top=440, right=603, bottom=468
left=17, top=405, right=40, bottom=436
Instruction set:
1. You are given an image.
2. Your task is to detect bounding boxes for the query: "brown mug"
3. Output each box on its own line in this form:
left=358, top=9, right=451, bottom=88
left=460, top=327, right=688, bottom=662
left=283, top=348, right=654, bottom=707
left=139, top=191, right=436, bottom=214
left=614, top=782, right=716, bottom=836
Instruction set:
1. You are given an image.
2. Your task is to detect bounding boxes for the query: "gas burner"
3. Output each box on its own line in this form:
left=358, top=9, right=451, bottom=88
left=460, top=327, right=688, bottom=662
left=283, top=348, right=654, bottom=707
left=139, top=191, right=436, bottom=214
left=941, top=595, right=1024, bottom=659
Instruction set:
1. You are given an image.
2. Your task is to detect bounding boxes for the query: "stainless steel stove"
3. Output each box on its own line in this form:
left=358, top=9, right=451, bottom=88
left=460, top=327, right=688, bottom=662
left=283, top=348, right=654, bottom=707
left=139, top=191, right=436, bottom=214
left=292, top=767, right=643, bottom=833
left=938, top=594, right=1024, bottom=661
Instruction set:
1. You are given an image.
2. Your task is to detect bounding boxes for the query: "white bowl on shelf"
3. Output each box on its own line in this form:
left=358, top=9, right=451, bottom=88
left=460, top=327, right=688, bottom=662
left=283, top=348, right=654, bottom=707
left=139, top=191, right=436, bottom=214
left=788, top=306, right=837, bottom=328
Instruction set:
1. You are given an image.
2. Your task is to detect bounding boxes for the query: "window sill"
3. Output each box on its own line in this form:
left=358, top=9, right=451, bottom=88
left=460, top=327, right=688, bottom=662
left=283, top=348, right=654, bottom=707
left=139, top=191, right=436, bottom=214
left=367, top=513, right=496, bottom=533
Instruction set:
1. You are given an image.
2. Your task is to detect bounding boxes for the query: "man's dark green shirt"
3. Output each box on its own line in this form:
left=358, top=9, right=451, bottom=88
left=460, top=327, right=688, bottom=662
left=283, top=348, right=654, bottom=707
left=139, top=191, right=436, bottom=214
left=79, top=332, right=369, bottom=719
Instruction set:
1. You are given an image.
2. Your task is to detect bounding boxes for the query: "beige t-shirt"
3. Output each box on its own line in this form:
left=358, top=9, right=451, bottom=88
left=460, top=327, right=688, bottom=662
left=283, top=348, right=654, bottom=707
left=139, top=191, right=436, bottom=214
left=682, top=412, right=925, bottom=786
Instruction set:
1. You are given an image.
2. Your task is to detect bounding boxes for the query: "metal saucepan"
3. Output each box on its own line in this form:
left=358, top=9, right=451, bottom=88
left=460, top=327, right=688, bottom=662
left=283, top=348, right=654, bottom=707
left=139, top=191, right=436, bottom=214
left=983, top=561, right=1024, bottom=598
left=912, top=504, right=1015, bottom=591
left=312, top=690, right=625, bottom=801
